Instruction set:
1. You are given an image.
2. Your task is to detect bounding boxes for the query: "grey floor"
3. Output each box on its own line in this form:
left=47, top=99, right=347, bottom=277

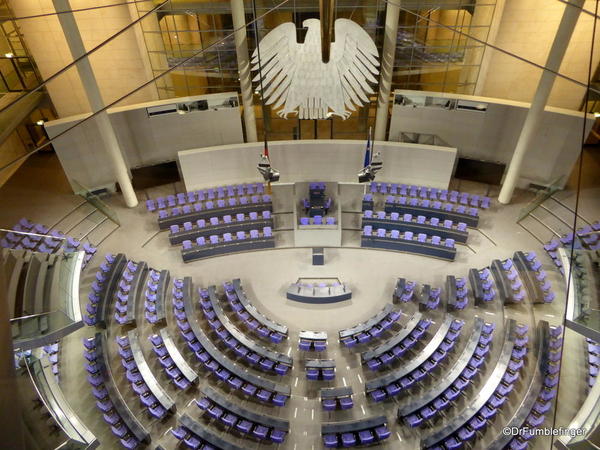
left=1, top=153, right=599, bottom=450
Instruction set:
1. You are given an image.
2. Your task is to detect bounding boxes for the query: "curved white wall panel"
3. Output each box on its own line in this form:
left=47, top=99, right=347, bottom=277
left=178, top=140, right=457, bottom=192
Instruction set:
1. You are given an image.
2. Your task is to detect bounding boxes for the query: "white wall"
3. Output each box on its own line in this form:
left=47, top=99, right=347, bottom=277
left=44, top=93, right=243, bottom=192
left=389, top=90, right=595, bottom=188
left=178, top=140, right=457, bottom=192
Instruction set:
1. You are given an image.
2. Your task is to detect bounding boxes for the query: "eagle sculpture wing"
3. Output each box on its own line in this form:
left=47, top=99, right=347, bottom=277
left=251, top=19, right=379, bottom=120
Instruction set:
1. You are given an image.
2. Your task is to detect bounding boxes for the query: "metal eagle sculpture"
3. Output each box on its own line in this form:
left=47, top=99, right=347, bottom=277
left=251, top=18, right=379, bottom=120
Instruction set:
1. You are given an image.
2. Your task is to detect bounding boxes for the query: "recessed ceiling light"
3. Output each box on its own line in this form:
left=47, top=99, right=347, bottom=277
left=4, top=52, right=14, bottom=58
left=36, top=119, right=45, bottom=126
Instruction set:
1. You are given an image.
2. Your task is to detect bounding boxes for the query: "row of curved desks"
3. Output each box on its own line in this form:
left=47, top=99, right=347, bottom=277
left=398, top=317, right=485, bottom=417
left=469, top=268, right=485, bottom=305
left=490, top=260, right=515, bottom=304
left=179, top=413, right=243, bottom=450
left=182, top=280, right=291, bottom=397
left=513, top=251, right=544, bottom=304
left=169, top=218, right=273, bottom=245
left=339, top=303, right=395, bottom=340
left=232, top=279, right=288, bottom=336
left=361, top=234, right=457, bottom=261
left=207, top=286, right=292, bottom=366
left=488, top=320, right=549, bottom=449
left=122, top=262, right=148, bottom=326
left=361, top=312, right=423, bottom=363
left=94, top=332, right=150, bottom=444
left=382, top=201, right=480, bottom=227
left=362, top=217, right=469, bottom=243
left=158, top=201, right=273, bottom=229
left=127, top=329, right=176, bottom=413
left=181, top=237, right=275, bottom=262
left=421, top=318, right=518, bottom=448
left=365, top=315, right=456, bottom=393
left=159, top=328, right=198, bottom=384
left=97, top=253, right=127, bottom=327
left=201, top=385, right=290, bottom=431
left=154, top=269, right=170, bottom=322
left=26, top=348, right=98, bottom=449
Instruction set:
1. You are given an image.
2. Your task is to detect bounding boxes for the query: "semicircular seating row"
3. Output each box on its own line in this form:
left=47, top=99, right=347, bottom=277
left=1, top=217, right=97, bottom=266
left=368, top=182, right=491, bottom=209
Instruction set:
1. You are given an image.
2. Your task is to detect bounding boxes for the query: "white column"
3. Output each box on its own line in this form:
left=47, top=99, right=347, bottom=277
left=231, top=0, right=258, bottom=142
left=53, top=0, right=138, bottom=207
left=498, top=0, right=584, bottom=204
left=374, top=0, right=400, bottom=141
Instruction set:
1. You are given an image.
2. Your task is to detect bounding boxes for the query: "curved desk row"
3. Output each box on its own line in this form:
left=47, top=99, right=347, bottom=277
left=322, top=415, right=390, bottom=448
left=91, top=332, right=150, bottom=444
left=286, top=283, right=351, bottom=304
left=157, top=327, right=198, bottom=384
left=152, top=269, right=169, bottom=323
left=490, top=259, right=520, bottom=304
left=181, top=234, right=275, bottom=262
left=4, top=248, right=29, bottom=318
left=158, top=199, right=273, bottom=229
left=121, top=262, right=148, bottom=326
left=169, top=216, right=273, bottom=245
left=382, top=201, right=479, bottom=228
left=361, top=313, right=427, bottom=365
left=488, top=320, right=555, bottom=449
left=398, top=317, right=487, bottom=417
left=231, top=279, right=288, bottom=336
left=96, top=253, right=127, bottom=327
left=513, top=251, right=545, bottom=304
left=361, top=233, right=456, bottom=261
left=339, top=303, right=396, bottom=342
left=469, top=268, right=485, bottom=305
left=178, top=413, right=244, bottom=450
left=421, top=319, right=520, bottom=448
left=362, top=216, right=468, bottom=244
left=126, top=329, right=176, bottom=413
left=205, top=286, right=292, bottom=368
left=181, top=281, right=291, bottom=403
left=201, top=385, right=289, bottom=431
left=366, top=316, right=462, bottom=400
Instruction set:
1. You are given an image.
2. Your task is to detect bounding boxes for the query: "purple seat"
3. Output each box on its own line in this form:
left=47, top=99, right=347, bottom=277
left=249, top=229, right=259, bottom=239
left=431, top=235, right=441, bottom=245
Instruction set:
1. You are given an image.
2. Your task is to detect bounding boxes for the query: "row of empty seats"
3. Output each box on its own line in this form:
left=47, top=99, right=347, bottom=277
left=321, top=386, right=353, bottom=411
left=367, top=317, right=464, bottom=401
left=173, top=277, right=291, bottom=406
left=362, top=225, right=457, bottom=261
left=42, top=342, right=60, bottom=379
left=362, top=313, right=432, bottom=372
left=148, top=328, right=199, bottom=390
left=399, top=317, right=495, bottom=426
left=363, top=210, right=469, bottom=243
left=157, top=194, right=272, bottom=223
left=181, top=227, right=274, bottom=262
left=85, top=253, right=127, bottom=327
left=299, top=215, right=336, bottom=225
left=490, top=322, right=563, bottom=450
left=1, top=218, right=98, bottom=268
left=146, top=183, right=265, bottom=211
left=299, top=330, right=328, bottom=352
left=171, top=414, right=243, bottom=450
left=83, top=334, right=150, bottom=449
left=196, top=386, right=289, bottom=443
left=113, top=260, right=148, bottom=325
left=198, top=286, right=292, bottom=375
left=168, top=210, right=272, bottom=245
left=116, top=331, right=175, bottom=419
left=144, top=269, right=169, bottom=324
left=394, top=278, right=442, bottom=310
left=421, top=319, right=529, bottom=448
left=224, top=279, right=288, bottom=342
left=306, top=359, right=336, bottom=380
left=338, top=303, right=402, bottom=347
left=544, top=221, right=600, bottom=255
left=322, top=416, right=390, bottom=448
left=368, top=182, right=491, bottom=208
left=588, top=338, right=599, bottom=389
